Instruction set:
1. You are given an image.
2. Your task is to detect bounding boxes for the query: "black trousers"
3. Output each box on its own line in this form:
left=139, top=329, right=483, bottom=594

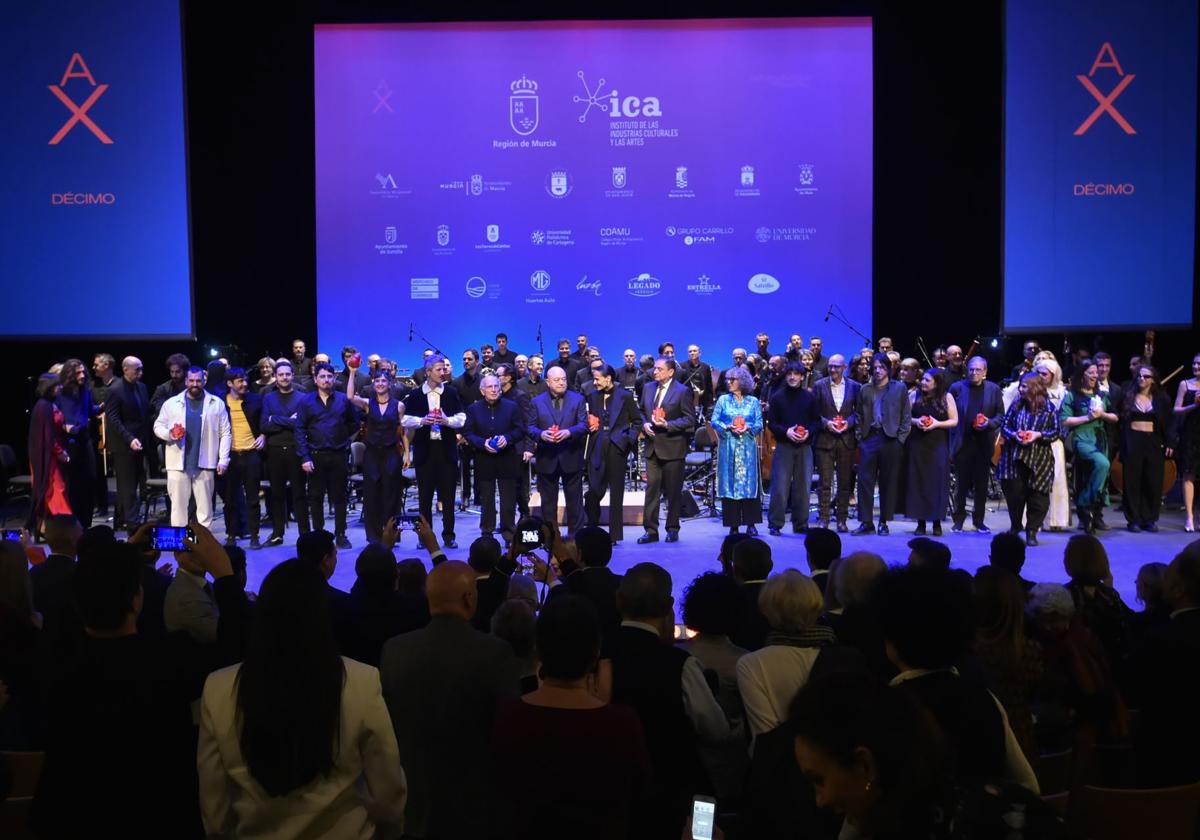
left=460, top=449, right=474, bottom=507
left=363, top=445, right=402, bottom=543
left=417, top=445, right=458, bottom=541
left=643, top=453, right=685, bottom=534
left=1123, top=431, right=1165, bottom=525
left=1001, top=460, right=1049, bottom=535
left=267, top=445, right=309, bottom=537
left=110, top=449, right=145, bottom=527
left=223, top=450, right=263, bottom=536
left=516, top=460, right=531, bottom=516
left=585, top=444, right=628, bottom=541
left=537, top=467, right=584, bottom=533
left=857, top=433, right=900, bottom=524
left=815, top=436, right=856, bottom=524
left=953, top=433, right=993, bottom=526
left=308, top=449, right=349, bottom=535
left=93, top=432, right=109, bottom=514
left=476, top=469, right=517, bottom=541
left=64, top=436, right=95, bottom=528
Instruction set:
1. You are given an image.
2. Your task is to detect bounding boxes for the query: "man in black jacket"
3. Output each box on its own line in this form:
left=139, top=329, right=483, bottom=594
left=584, top=364, right=639, bottom=543
left=853, top=353, right=912, bottom=536
left=496, top=363, right=534, bottom=517
left=463, top=374, right=525, bottom=543
left=766, top=362, right=819, bottom=535
left=638, top=358, right=697, bottom=544
left=403, top=354, right=467, bottom=548
left=947, top=357, right=1004, bottom=533
left=676, top=344, right=715, bottom=418
left=295, top=362, right=362, bottom=549
left=105, top=356, right=152, bottom=530
left=812, top=355, right=861, bottom=532
left=260, top=360, right=310, bottom=546
left=222, top=368, right=265, bottom=549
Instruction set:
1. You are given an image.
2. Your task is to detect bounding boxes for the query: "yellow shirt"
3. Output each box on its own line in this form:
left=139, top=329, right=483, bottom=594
left=226, top=393, right=256, bottom=451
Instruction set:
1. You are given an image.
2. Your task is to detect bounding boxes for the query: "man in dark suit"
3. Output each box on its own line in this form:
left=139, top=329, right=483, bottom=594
left=466, top=535, right=510, bottom=632
left=496, top=363, right=534, bottom=517
left=812, top=354, right=861, bottom=532
left=402, top=354, right=467, bottom=548
left=584, top=364, right=639, bottom=544
left=296, top=529, right=353, bottom=646
left=676, top=344, right=715, bottom=418
left=549, top=526, right=623, bottom=649
left=853, top=353, right=912, bottom=536
left=105, top=356, right=152, bottom=529
left=453, top=349, right=483, bottom=509
left=729, top=538, right=773, bottom=651
left=380, top=561, right=520, bottom=839
left=809, top=336, right=829, bottom=377
left=528, top=366, right=588, bottom=534
left=463, top=373, right=525, bottom=543
left=766, top=362, right=820, bottom=535
left=638, top=357, right=697, bottom=544
left=947, top=356, right=1004, bottom=533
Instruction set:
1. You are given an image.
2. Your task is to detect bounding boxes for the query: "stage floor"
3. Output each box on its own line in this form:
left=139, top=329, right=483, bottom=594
left=218, top=501, right=1196, bottom=617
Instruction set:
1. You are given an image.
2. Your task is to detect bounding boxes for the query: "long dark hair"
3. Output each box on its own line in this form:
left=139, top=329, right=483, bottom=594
left=914, top=367, right=948, bottom=414
left=1068, top=358, right=1097, bottom=397
left=1123, top=365, right=1159, bottom=421
left=236, top=558, right=345, bottom=797
left=59, top=358, right=87, bottom=396
left=1019, top=372, right=1049, bottom=414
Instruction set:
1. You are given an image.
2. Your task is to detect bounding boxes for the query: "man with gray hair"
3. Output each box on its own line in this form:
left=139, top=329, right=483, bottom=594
left=104, top=356, right=151, bottom=530
left=948, top=356, right=1004, bottom=534
left=812, top=354, right=861, bottom=531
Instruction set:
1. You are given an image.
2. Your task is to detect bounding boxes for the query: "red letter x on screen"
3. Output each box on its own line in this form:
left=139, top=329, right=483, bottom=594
left=1074, top=74, right=1136, bottom=135
left=48, top=84, right=113, bottom=144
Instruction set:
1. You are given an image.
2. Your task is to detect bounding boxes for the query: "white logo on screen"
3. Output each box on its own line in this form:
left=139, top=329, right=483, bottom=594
left=675, top=167, right=688, bottom=189
left=547, top=170, right=571, bottom=198
left=465, top=276, right=487, bottom=299
left=612, top=166, right=627, bottom=188
left=799, top=164, right=814, bottom=186
left=627, top=273, right=661, bottom=298
left=410, top=278, right=439, bottom=300
left=530, top=270, right=552, bottom=292
left=384, top=226, right=397, bottom=245
left=748, top=273, right=780, bottom=294
left=376, top=173, right=398, bottom=189
left=509, top=75, right=539, bottom=136
left=530, top=229, right=546, bottom=245
left=741, top=166, right=755, bottom=187
left=486, top=224, right=500, bottom=243
left=755, top=227, right=772, bottom=243
left=470, top=174, right=483, bottom=196
left=436, top=225, right=450, bottom=246
left=574, top=71, right=663, bottom=122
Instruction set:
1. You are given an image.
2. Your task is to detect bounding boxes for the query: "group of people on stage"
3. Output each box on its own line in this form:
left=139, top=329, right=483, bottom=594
left=24, top=332, right=1199, bottom=549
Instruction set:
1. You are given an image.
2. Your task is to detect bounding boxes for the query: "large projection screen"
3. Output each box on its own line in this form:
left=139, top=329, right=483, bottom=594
left=315, top=19, right=873, bottom=365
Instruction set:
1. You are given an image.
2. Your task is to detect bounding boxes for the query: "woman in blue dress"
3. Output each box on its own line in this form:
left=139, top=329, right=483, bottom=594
left=712, top=366, right=764, bottom=535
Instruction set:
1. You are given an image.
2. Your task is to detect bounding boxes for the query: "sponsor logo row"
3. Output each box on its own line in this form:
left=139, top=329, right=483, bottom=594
left=405, top=271, right=782, bottom=302
left=373, top=224, right=817, bottom=252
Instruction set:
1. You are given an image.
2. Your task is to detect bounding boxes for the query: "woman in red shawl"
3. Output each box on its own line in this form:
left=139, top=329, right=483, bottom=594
left=28, top=373, right=72, bottom=532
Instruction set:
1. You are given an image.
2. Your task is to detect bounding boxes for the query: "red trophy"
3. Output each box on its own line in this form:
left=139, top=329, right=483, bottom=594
left=975, top=412, right=988, bottom=430
left=548, top=424, right=560, bottom=440
left=653, top=407, right=667, bottom=424
left=170, top=423, right=185, bottom=441
left=587, top=414, right=601, bottom=432
left=732, top=415, right=747, bottom=433
left=833, top=414, right=847, bottom=432
left=793, top=423, right=807, bottom=439
left=348, top=352, right=362, bottom=369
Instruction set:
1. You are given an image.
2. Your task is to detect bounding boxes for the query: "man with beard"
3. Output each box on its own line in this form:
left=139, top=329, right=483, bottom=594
left=261, top=359, right=310, bottom=546
left=154, top=367, right=231, bottom=529
left=403, top=354, right=468, bottom=548
left=222, top=368, right=266, bottom=549
left=766, top=362, right=819, bottom=535
left=617, top=348, right=644, bottom=397
left=296, top=362, right=362, bottom=549
left=517, top=354, right=548, bottom=400
left=852, top=353, right=912, bottom=536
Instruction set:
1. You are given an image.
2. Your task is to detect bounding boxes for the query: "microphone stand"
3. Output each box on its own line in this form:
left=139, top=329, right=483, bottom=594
left=535, top=323, right=544, bottom=359
left=827, top=304, right=872, bottom=347
left=409, top=324, right=445, bottom=358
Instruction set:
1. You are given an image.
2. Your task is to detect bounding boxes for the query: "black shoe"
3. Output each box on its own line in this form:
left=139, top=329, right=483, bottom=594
left=335, top=534, right=352, bottom=549
left=913, top=523, right=927, bottom=536
left=768, top=527, right=782, bottom=536
left=1026, top=531, right=1039, bottom=546
left=249, top=537, right=262, bottom=550
left=975, top=524, right=991, bottom=534
left=877, top=523, right=890, bottom=536
left=836, top=522, right=849, bottom=533
left=932, top=522, right=943, bottom=537
left=637, top=533, right=659, bottom=544
left=1143, top=521, right=1159, bottom=533
left=1093, top=510, right=1111, bottom=531
left=851, top=523, right=875, bottom=536
left=224, top=536, right=236, bottom=548
left=665, top=530, right=679, bottom=543
left=443, top=539, right=458, bottom=549
left=1127, top=523, right=1141, bottom=533
left=746, top=526, right=758, bottom=537
left=951, top=523, right=965, bottom=533
left=1076, top=509, right=1092, bottom=532
left=265, top=535, right=284, bottom=547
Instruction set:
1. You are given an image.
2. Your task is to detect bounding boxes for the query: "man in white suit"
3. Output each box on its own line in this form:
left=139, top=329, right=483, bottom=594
left=155, top=366, right=231, bottom=528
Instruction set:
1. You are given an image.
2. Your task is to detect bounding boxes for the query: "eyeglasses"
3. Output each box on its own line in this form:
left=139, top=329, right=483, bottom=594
left=1137, top=374, right=1154, bottom=379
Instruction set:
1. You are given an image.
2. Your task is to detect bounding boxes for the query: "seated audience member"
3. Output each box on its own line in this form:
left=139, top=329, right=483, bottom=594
left=1130, top=560, right=1171, bottom=643
left=972, top=566, right=1042, bottom=764
left=29, top=514, right=82, bottom=660
left=803, top=527, right=841, bottom=594
left=397, top=556, right=428, bottom=596
left=736, top=570, right=850, bottom=739
left=492, top=594, right=652, bottom=840
left=225, top=544, right=253, bottom=601
left=729, top=537, right=773, bottom=651
left=163, top=539, right=220, bottom=644
left=551, top=525, right=622, bottom=648
left=343, top=544, right=430, bottom=667
left=612, top=562, right=730, bottom=840
left=467, top=535, right=509, bottom=632
left=505, top=574, right=539, bottom=611
left=906, top=536, right=952, bottom=571
left=677, top=571, right=750, bottom=800
left=1132, top=541, right=1200, bottom=786
left=873, top=566, right=1038, bottom=791
left=790, top=668, right=1062, bottom=840
left=0, top=540, right=42, bottom=749
left=825, top=551, right=889, bottom=677
left=33, top=527, right=246, bottom=838
left=198, top=558, right=406, bottom=838
left=1062, top=533, right=1133, bottom=677
left=717, top=531, right=752, bottom=577
left=297, top=529, right=353, bottom=646
left=988, top=531, right=1035, bottom=593
left=491, top=598, right=539, bottom=694
left=380, top=561, right=520, bottom=839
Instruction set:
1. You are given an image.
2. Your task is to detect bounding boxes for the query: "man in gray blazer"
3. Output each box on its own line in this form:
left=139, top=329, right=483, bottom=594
left=380, top=561, right=520, bottom=839
left=853, top=352, right=912, bottom=536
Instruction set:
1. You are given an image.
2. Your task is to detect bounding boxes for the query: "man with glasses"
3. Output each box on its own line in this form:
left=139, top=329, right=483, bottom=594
left=528, top=366, right=588, bottom=534
left=948, top=356, right=1004, bottom=533
left=638, top=357, right=697, bottom=543
left=104, top=357, right=152, bottom=530
left=852, top=353, right=911, bottom=536
left=813, top=354, right=860, bottom=531
left=454, top=349, right=484, bottom=509
left=463, top=374, right=524, bottom=544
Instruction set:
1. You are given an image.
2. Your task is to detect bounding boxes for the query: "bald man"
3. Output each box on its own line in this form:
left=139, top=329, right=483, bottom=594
left=105, top=356, right=152, bottom=530
left=380, top=560, right=520, bottom=839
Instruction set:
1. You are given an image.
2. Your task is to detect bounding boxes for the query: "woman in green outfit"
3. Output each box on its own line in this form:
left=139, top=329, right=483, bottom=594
left=1060, top=359, right=1118, bottom=534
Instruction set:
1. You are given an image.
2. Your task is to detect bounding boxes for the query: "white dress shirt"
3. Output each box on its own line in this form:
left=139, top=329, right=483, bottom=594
left=830, top=379, right=846, bottom=413
left=401, top=381, right=466, bottom=440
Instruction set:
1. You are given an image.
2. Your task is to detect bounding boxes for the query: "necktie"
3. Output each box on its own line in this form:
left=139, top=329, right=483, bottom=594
left=655, top=385, right=667, bottom=409
left=553, top=397, right=562, bottom=411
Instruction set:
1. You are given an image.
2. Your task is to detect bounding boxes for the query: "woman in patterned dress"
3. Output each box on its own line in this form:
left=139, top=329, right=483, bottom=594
left=712, top=366, right=764, bottom=536
left=997, top=373, right=1060, bottom=546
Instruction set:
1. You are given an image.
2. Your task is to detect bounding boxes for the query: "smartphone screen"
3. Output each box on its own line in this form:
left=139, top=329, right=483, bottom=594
left=519, top=529, right=540, bottom=547
left=2, top=529, right=21, bottom=542
left=152, top=526, right=192, bottom=552
left=691, top=796, right=716, bottom=840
